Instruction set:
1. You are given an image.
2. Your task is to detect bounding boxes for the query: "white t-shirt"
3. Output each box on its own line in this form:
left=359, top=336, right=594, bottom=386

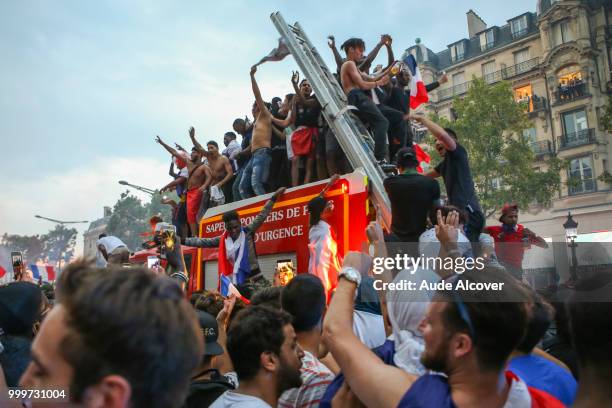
left=352, top=310, right=386, bottom=348
left=96, top=236, right=127, bottom=254
left=210, top=391, right=271, bottom=408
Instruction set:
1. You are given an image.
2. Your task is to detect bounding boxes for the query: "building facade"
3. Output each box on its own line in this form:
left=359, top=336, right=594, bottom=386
left=405, top=0, right=611, bottom=278
left=83, top=206, right=112, bottom=259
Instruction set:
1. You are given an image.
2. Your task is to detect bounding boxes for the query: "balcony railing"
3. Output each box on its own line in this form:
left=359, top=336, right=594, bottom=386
left=553, top=82, right=588, bottom=105
left=558, top=128, right=596, bottom=150
left=436, top=57, right=539, bottom=101
left=530, top=140, right=553, bottom=157
left=511, top=27, right=529, bottom=39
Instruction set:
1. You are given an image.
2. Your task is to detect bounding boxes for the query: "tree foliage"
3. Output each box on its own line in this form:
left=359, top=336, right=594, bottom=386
left=1, top=225, right=77, bottom=266
left=430, top=77, right=564, bottom=218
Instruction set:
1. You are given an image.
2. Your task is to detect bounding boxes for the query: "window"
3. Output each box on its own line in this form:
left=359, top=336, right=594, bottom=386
left=452, top=72, right=466, bottom=95
left=450, top=42, right=465, bottom=62
left=568, top=156, right=595, bottom=195
left=514, top=49, right=529, bottom=66
left=553, top=20, right=574, bottom=45
left=523, top=127, right=536, bottom=144
left=563, top=109, right=588, bottom=136
left=482, top=61, right=496, bottom=83
left=511, top=16, right=528, bottom=37
left=514, top=84, right=533, bottom=111
left=480, top=30, right=495, bottom=51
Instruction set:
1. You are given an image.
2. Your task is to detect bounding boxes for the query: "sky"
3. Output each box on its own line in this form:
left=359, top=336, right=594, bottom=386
left=0, top=0, right=536, bottom=255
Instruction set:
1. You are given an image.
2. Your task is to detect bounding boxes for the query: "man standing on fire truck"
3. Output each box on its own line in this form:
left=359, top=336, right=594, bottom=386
left=183, top=187, right=286, bottom=295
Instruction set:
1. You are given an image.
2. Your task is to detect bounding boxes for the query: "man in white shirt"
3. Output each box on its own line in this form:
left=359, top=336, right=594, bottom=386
left=96, top=234, right=129, bottom=266
left=211, top=306, right=304, bottom=408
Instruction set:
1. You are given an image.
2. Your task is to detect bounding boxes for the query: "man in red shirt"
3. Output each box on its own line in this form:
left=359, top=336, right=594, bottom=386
left=485, top=204, right=548, bottom=280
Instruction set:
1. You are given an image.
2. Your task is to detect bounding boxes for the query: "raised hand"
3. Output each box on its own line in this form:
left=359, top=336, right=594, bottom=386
left=291, top=71, right=299, bottom=86
left=175, top=143, right=186, bottom=152
left=382, top=34, right=392, bottom=46
left=366, top=221, right=385, bottom=244
left=327, top=35, right=335, bottom=49
left=189, top=126, right=195, bottom=139
left=435, top=209, right=459, bottom=247
left=250, top=65, right=257, bottom=75
left=343, top=251, right=373, bottom=277
left=155, top=135, right=164, bottom=145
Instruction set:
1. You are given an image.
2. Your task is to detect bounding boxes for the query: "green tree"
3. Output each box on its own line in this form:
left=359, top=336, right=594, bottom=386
left=106, top=191, right=149, bottom=251
left=0, top=233, right=45, bottom=264
left=430, top=77, right=564, bottom=218
left=601, top=95, right=612, bottom=132
left=42, top=225, right=78, bottom=266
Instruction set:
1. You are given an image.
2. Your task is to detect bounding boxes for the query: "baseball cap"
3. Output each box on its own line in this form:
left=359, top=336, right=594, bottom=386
left=196, top=310, right=224, bottom=356
left=499, top=203, right=519, bottom=222
left=0, top=282, right=42, bottom=335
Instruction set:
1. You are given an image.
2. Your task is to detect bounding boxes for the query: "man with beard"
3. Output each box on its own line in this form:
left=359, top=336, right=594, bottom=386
left=211, top=306, right=304, bottom=407
left=322, top=251, right=562, bottom=407
left=189, top=127, right=234, bottom=207
left=157, top=135, right=213, bottom=237
left=411, top=114, right=485, bottom=245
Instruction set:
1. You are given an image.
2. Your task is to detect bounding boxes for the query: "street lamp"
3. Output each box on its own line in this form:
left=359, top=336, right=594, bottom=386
left=34, top=215, right=89, bottom=273
left=563, top=211, right=579, bottom=281
left=118, top=180, right=157, bottom=196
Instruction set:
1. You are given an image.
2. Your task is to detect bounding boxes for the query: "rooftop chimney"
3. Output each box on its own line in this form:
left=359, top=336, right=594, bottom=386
left=467, top=9, right=487, bottom=38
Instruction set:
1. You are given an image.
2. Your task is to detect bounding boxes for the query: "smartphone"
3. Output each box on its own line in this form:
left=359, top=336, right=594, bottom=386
left=147, top=256, right=160, bottom=269
left=276, top=259, right=295, bottom=286
left=11, top=251, right=23, bottom=271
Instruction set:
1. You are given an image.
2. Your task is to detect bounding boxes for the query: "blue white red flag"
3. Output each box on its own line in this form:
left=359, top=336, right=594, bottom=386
left=403, top=54, right=429, bottom=109
left=220, top=274, right=250, bottom=304
left=30, top=264, right=56, bottom=282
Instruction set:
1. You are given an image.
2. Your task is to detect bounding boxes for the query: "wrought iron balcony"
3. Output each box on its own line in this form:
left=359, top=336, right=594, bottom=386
left=553, top=82, right=588, bottom=105
left=530, top=140, right=553, bottom=157
left=558, top=128, right=596, bottom=150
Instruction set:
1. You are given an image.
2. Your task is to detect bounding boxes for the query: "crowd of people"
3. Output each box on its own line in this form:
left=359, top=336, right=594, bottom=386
left=1, top=33, right=610, bottom=408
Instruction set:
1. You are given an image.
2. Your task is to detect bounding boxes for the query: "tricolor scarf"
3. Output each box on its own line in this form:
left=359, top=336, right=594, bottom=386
left=218, top=228, right=250, bottom=288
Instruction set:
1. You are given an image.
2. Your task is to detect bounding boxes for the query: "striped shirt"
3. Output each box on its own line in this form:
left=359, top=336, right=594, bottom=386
left=278, top=351, right=335, bottom=408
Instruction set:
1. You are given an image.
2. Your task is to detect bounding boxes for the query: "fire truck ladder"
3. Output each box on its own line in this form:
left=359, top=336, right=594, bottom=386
left=270, top=12, right=392, bottom=229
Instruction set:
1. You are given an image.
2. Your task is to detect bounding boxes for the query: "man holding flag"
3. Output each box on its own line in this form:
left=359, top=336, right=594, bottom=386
left=184, top=187, right=286, bottom=297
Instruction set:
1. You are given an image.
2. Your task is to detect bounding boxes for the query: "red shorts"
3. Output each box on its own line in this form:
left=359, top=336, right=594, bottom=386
left=186, top=188, right=203, bottom=224
left=291, top=127, right=317, bottom=157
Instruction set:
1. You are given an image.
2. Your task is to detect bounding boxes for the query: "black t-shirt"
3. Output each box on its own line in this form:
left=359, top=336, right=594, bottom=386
left=384, top=172, right=440, bottom=241
left=434, top=143, right=482, bottom=213
left=386, top=87, right=409, bottom=114
left=294, top=97, right=321, bottom=128
left=236, top=128, right=253, bottom=169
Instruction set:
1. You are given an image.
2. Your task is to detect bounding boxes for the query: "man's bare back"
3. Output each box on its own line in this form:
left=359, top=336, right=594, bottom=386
left=250, top=112, right=272, bottom=151
left=340, top=60, right=360, bottom=94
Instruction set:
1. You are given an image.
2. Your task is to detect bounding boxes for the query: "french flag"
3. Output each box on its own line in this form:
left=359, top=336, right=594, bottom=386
left=220, top=275, right=250, bottom=304
left=403, top=54, right=429, bottom=109
left=30, top=264, right=56, bottom=282
left=413, top=143, right=431, bottom=174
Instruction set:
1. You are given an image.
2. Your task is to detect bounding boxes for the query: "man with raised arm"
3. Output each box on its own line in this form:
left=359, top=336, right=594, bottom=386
left=409, top=114, right=485, bottom=244
left=239, top=65, right=273, bottom=198
left=184, top=187, right=286, bottom=294
left=340, top=37, right=392, bottom=162
left=189, top=127, right=234, bottom=207
left=156, top=135, right=213, bottom=237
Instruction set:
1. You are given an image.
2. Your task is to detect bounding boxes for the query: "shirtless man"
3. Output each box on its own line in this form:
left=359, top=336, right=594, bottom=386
left=340, top=37, right=393, bottom=162
left=189, top=127, right=234, bottom=206
left=239, top=65, right=273, bottom=198
left=156, top=135, right=212, bottom=236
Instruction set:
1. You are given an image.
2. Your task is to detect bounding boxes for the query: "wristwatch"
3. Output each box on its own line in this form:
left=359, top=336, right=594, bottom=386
left=339, top=266, right=362, bottom=287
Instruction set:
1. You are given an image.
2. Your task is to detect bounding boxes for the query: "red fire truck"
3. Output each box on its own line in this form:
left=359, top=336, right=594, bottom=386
left=130, top=171, right=371, bottom=293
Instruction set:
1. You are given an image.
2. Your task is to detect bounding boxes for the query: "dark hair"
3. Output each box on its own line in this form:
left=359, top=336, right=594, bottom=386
left=281, top=274, right=326, bottom=332
left=428, top=205, right=467, bottom=226
left=232, top=118, right=245, bottom=131
left=341, top=38, right=365, bottom=52
left=272, top=97, right=282, bottom=106
left=444, top=128, right=458, bottom=141
left=55, top=261, right=202, bottom=408
left=299, top=79, right=309, bottom=86
left=224, top=131, right=237, bottom=140
left=435, top=268, right=529, bottom=372
left=517, top=293, right=553, bottom=353
left=566, top=273, right=612, bottom=375
left=98, top=234, right=107, bottom=239
left=226, top=306, right=292, bottom=381
left=207, top=140, right=219, bottom=148
left=250, top=287, right=283, bottom=309
left=222, top=210, right=240, bottom=224
left=193, top=291, right=225, bottom=317
left=396, top=146, right=419, bottom=169
left=307, top=196, right=327, bottom=227
left=285, top=93, right=295, bottom=102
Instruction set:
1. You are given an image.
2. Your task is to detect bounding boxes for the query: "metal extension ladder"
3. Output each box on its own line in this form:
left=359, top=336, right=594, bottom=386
left=270, top=12, right=392, bottom=230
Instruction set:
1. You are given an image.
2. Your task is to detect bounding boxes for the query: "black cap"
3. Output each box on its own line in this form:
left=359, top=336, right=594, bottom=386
left=0, top=282, right=42, bottom=335
left=396, top=146, right=418, bottom=168
left=196, top=311, right=224, bottom=356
